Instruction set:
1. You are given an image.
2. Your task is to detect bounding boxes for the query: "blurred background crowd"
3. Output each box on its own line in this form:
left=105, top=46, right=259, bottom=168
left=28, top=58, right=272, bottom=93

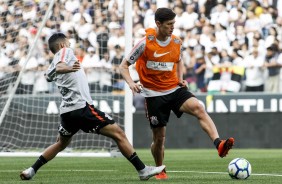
left=1, top=0, right=282, bottom=97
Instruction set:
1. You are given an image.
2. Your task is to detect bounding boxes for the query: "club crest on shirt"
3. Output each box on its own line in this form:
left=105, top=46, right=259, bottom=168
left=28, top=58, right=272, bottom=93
left=173, top=38, right=181, bottom=44
left=148, top=35, right=155, bottom=41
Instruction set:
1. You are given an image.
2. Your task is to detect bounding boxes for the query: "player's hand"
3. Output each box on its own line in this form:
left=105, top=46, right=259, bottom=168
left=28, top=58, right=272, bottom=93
left=129, top=82, right=144, bottom=94
left=179, top=80, right=188, bottom=89
left=71, top=61, right=80, bottom=71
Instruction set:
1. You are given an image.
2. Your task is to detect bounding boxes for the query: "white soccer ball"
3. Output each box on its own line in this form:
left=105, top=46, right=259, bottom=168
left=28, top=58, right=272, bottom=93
left=228, top=158, right=251, bottom=179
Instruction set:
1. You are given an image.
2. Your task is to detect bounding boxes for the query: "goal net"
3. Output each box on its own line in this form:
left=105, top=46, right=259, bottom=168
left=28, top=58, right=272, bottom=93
left=0, top=0, right=131, bottom=157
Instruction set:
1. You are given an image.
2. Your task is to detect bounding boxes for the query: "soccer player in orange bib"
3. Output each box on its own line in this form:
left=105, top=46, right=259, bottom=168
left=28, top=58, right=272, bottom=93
left=119, top=8, right=234, bottom=180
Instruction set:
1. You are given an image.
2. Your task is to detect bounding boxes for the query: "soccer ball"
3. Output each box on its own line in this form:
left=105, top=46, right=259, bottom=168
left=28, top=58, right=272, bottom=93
left=228, top=158, right=251, bottom=179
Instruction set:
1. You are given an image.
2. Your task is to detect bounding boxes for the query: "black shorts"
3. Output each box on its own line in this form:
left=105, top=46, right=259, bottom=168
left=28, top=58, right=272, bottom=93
left=145, top=87, right=195, bottom=128
left=58, top=103, right=115, bottom=137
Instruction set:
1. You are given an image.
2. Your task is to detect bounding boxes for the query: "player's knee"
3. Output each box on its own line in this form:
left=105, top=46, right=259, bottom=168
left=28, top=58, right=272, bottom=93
left=193, top=103, right=206, bottom=117
left=57, top=136, right=71, bottom=150
left=153, top=135, right=165, bottom=145
left=113, top=128, right=127, bottom=142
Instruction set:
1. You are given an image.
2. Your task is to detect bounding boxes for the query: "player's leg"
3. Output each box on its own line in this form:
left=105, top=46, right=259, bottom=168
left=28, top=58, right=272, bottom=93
left=20, top=135, right=72, bottom=180
left=144, top=96, right=169, bottom=179
left=100, top=124, right=134, bottom=158
left=180, top=97, right=219, bottom=140
left=20, top=108, right=79, bottom=180
left=99, top=123, right=165, bottom=180
left=41, top=134, right=72, bottom=160
left=151, top=126, right=168, bottom=179
left=151, top=126, right=166, bottom=167
left=179, top=97, right=234, bottom=157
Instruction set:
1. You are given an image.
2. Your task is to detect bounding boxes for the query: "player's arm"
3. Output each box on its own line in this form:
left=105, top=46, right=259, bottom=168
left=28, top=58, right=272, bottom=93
left=56, top=61, right=80, bottom=74
left=120, top=58, right=143, bottom=94
left=45, top=61, right=80, bottom=82
left=119, top=38, right=146, bottom=93
left=177, top=59, right=187, bottom=87
left=177, top=46, right=188, bottom=87
left=56, top=48, right=80, bottom=74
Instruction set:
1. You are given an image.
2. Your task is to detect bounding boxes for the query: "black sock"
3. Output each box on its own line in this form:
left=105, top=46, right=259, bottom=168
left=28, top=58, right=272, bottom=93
left=31, top=155, right=48, bottom=173
left=214, top=138, right=221, bottom=149
left=128, top=152, right=145, bottom=171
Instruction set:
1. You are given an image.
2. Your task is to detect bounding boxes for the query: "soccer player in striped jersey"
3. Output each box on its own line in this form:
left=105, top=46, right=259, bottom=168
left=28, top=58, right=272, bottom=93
left=20, top=33, right=165, bottom=181
left=119, top=8, right=234, bottom=180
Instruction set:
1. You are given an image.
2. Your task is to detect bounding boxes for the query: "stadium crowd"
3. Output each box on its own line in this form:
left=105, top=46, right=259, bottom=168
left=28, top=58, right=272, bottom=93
left=1, top=0, right=282, bottom=96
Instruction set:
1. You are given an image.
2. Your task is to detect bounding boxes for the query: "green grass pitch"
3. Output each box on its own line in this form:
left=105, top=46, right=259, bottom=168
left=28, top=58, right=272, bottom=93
left=1, top=149, right=282, bottom=184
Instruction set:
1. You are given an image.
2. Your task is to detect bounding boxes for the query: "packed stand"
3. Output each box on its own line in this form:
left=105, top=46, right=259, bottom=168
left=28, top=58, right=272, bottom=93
left=0, top=0, right=126, bottom=95
left=0, top=0, right=282, bottom=96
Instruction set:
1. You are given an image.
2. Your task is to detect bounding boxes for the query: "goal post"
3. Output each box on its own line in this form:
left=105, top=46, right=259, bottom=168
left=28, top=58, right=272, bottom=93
left=0, top=0, right=133, bottom=157
left=124, top=0, right=133, bottom=145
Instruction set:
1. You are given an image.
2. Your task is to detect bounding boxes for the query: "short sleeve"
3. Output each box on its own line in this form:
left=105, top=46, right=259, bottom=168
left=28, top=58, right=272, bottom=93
left=56, top=48, right=77, bottom=66
left=126, top=37, right=146, bottom=64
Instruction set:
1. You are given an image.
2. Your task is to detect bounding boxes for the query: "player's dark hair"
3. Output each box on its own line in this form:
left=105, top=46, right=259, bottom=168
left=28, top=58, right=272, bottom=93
left=48, top=33, right=67, bottom=54
left=155, top=8, right=176, bottom=23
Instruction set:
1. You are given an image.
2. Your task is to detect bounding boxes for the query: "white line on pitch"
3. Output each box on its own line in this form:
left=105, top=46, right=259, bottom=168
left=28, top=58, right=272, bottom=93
left=168, top=170, right=282, bottom=177
left=4, top=169, right=282, bottom=177
left=0, top=169, right=116, bottom=172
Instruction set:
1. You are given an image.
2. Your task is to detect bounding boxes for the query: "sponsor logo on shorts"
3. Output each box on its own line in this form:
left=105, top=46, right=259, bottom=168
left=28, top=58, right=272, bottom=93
left=58, top=125, right=72, bottom=136
left=150, top=116, right=159, bottom=125
left=89, top=126, right=98, bottom=133
left=104, top=113, right=113, bottom=120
